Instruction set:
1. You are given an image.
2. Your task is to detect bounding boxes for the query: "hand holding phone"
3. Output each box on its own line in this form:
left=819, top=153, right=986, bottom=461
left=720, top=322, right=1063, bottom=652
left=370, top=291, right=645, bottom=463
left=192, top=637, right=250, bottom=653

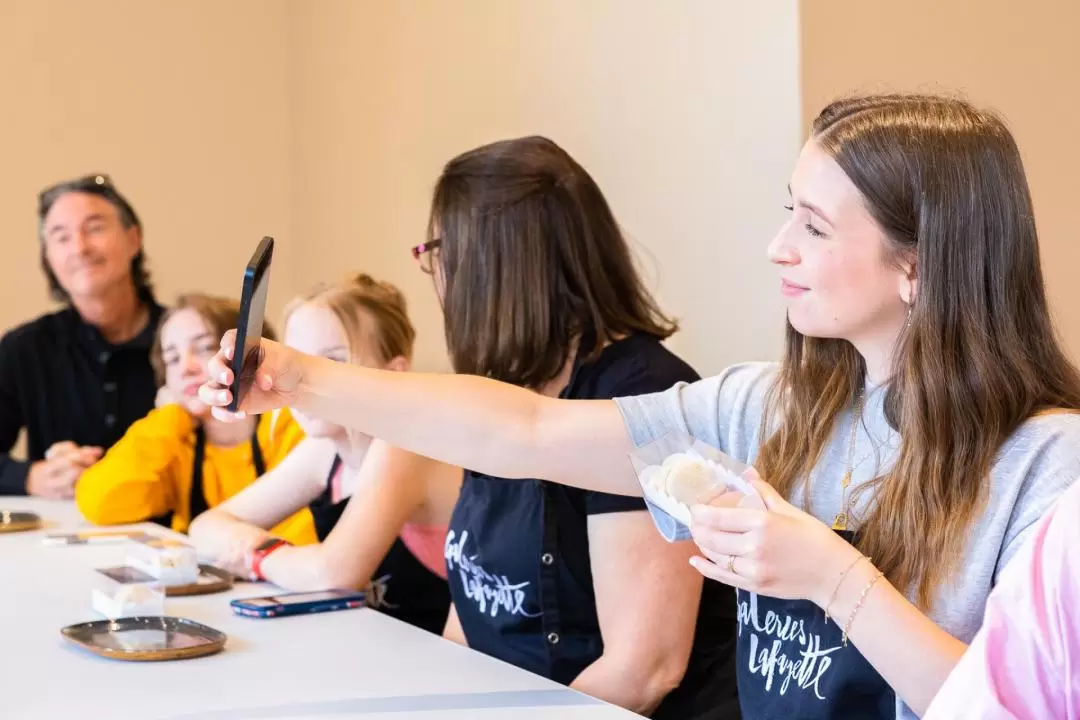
left=228, top=237, right=275, bottom=412
left=198, top=237, right=308, bottom=420
left=200, top=333, right=305, bottom=419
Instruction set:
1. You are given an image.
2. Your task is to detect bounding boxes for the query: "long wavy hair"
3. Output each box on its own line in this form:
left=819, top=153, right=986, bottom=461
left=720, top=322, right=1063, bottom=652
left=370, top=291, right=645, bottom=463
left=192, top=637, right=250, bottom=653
left=756, top=93, right=1080, bottom=608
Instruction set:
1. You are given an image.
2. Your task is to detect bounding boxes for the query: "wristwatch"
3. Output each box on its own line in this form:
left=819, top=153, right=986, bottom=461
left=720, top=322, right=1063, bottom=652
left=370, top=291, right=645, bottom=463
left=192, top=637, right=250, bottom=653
left=249, top=537, right=291, bottom=581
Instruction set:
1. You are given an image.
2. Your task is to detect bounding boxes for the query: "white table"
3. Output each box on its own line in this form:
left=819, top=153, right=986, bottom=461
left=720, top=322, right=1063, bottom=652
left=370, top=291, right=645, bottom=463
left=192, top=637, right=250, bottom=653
left=0, top=498, right=643, bottom=720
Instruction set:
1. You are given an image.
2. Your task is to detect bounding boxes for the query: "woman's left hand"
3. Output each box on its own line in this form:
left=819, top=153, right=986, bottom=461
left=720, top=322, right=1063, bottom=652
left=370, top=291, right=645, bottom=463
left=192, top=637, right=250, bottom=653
left=688, top=469, right=862, bottom=608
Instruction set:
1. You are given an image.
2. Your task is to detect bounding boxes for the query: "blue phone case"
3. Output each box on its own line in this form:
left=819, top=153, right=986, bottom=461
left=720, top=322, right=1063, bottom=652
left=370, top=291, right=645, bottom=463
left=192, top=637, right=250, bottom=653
left=230, top=591, right=366, bottom=618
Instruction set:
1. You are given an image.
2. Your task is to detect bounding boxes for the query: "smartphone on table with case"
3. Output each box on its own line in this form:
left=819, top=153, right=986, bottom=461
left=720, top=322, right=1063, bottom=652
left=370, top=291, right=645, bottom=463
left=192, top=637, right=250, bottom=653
left=230, top=589, right=367, bottom=618
left=228, top=236, right=274, bottom=412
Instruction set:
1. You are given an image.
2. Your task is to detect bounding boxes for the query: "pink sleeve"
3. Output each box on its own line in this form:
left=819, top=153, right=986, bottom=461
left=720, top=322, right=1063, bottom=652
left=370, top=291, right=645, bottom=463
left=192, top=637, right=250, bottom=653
left=924, top=484, right=1079, bottom=719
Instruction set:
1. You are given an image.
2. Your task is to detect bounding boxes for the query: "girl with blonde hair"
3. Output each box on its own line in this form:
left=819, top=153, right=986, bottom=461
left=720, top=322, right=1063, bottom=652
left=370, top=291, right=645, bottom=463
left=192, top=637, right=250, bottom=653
left=189, top=274, right=461, bottom=634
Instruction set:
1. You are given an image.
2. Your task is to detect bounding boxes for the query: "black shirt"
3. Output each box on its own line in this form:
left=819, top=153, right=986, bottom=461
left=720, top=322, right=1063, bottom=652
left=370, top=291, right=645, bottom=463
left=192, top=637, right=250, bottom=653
left=445, top=334, right=740, bottom=719
left=0, top=302, right=164, bottom=495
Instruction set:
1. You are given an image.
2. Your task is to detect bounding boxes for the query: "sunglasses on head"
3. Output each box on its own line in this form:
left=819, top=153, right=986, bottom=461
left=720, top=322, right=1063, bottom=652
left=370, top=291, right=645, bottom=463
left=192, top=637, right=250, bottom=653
left=38, top=174, right=114, bottom=204
left=37, top=173, right=140, bottom=229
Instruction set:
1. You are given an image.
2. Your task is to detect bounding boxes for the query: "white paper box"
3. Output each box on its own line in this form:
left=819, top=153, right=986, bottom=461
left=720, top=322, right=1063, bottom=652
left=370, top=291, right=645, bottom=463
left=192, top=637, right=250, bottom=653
left=92, top=583, right=165, bottom=619
left=126, top=538, right=199, bottom=585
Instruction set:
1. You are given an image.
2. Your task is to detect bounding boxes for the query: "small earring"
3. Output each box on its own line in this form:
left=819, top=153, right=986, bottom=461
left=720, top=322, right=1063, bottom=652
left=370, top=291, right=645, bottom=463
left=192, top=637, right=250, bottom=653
left=905, top=302, right=913, bottom=330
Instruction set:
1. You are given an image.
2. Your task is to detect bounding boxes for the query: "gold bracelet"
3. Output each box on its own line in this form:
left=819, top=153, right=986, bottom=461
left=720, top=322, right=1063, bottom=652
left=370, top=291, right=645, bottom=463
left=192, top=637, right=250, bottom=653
left=842, top=570, right=884, bottom=647
left=824, top=553, right=868, bottom=624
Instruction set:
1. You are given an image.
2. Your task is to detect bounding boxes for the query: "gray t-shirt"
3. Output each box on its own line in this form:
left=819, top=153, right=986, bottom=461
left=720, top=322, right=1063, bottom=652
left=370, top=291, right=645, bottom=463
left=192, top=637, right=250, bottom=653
left=615, top=361, right=1080, bottom=720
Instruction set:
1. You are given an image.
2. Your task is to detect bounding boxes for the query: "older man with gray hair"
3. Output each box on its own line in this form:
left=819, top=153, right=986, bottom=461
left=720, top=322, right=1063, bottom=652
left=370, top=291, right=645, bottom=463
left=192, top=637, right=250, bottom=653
left=0, top=174, right=164, bottom=497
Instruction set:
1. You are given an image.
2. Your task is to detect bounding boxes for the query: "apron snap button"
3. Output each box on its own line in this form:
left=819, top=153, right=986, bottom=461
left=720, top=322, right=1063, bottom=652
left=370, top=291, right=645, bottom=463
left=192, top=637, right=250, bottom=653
left=540, top=552, right=554, bottom=566
left=546, top=632, right=560, bottom=645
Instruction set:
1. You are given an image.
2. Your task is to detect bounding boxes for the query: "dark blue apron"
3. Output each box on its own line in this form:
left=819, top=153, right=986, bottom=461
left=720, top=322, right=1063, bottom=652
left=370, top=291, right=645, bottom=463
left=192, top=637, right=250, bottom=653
left=446, top=335, right=740, bottom=719
left=734, top=530, right=894, bottom=718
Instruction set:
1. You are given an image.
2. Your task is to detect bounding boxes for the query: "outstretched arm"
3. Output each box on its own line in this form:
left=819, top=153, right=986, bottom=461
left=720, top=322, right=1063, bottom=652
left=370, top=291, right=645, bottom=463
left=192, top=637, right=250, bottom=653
left=201, top=336, right=642, bottom=496
left=297, top=356, right=638, bottom=494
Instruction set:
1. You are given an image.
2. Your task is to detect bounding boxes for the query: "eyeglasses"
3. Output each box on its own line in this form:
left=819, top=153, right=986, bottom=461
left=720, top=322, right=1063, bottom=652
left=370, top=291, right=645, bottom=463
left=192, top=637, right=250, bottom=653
left=410, top=238, right=442, bottom=275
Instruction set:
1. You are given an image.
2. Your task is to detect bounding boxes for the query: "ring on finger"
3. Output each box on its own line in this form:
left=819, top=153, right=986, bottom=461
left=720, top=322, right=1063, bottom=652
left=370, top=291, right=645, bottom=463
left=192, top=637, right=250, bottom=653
left=727, top=554, right=737, bottom=574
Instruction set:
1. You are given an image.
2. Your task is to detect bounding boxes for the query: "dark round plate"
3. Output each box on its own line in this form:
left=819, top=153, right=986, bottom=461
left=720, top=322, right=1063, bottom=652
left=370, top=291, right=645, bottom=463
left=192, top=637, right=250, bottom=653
left=164, top=564, right=234, bottom=597
left=61, top=616, right=227, bottom=661
left=0, top=511, right=42, bottom=534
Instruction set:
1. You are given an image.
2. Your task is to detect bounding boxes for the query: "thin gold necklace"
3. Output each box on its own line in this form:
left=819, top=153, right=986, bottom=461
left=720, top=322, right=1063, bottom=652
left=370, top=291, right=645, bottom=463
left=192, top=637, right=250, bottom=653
left=832, top=391, right=864, bottom=531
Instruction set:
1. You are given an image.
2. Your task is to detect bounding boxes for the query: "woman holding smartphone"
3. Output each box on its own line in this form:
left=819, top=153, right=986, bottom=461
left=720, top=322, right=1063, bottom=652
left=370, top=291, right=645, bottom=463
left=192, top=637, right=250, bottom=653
left=189, top=274, right=460, bottom=634
left=206, top=138, right=739, bottom=718
left=199, top=94, right=1080, bottom=719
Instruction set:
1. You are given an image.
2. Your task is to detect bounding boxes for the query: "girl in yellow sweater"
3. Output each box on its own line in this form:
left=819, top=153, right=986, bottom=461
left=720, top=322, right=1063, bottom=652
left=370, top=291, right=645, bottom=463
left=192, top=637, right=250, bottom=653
left=76, top=293, right=314, bottom=543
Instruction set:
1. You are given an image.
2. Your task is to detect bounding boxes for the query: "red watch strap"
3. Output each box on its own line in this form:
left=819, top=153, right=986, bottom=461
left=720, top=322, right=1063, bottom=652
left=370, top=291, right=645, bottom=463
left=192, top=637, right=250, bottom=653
left=250, top=539, right=289, bottom=581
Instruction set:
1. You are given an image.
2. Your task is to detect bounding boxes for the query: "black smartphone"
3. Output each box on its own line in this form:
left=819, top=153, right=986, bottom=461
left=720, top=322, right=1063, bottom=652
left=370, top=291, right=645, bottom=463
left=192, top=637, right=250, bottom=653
left=228, top=237, right=275, bottom=412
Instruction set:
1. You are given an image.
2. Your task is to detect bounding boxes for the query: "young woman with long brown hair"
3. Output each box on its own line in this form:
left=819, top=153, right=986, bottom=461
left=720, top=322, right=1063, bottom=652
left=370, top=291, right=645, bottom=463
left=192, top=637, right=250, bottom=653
left=199, top=94, right=1080, bottom=719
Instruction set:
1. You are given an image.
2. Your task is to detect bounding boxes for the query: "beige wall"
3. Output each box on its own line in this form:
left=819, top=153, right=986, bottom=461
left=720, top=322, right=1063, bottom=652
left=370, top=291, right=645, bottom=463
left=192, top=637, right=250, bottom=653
left=0, top=0, right=295, bottom=331
left=290, top=0, right=801, bottom=374
left=0, top=1, right=801, bottom=380
left=5, top=2, right=1075, bottom=374
left=801, top=0, right=1080, bottom=356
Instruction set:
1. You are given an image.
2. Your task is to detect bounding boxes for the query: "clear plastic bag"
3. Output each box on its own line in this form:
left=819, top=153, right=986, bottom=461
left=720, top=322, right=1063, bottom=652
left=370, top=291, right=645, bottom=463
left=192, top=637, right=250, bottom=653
left=629, top=429, right=765, bottom=533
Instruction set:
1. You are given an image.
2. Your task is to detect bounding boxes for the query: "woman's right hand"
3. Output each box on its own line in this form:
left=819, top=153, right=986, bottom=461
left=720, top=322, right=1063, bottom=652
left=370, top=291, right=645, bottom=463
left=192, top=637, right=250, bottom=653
left=198, top=330, right=306, bottom=421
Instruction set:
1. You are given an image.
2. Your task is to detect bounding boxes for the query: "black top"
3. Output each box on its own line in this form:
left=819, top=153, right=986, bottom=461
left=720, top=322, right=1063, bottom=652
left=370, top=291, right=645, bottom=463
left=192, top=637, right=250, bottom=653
left=308, top=456, right=452, bottom=635
left=0, top=303, right=165, bottom=495
left=446, top=334, right=740, bottom=720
